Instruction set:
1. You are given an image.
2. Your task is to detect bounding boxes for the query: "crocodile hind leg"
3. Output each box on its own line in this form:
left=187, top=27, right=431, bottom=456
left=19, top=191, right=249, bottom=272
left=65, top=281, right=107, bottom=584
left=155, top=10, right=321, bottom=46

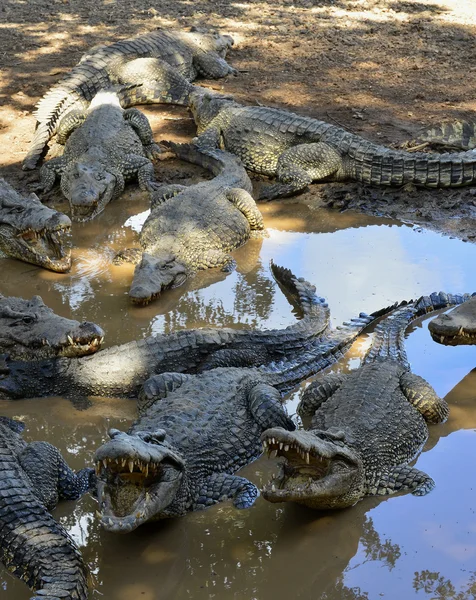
left=123, top=108, right=161, bottom=160
left=192, top=52, right=238, bottom=79
left=138, top=372, right=192, bottom=413
left=248, top=383, right=295, bottom=431
left=56, top=109, right=88, bottom=144
left=370, top=465, right=435, bottom=497
left=226, top=188, right=265, bottom=231
left=400, top=371, right=449, bottom=424
left=297, top=372, right=348, bottom=417
left=195, top=472, right=258, bottom=510
left=38, top=155, right=69, bottom=193
left=259, top=142, right=343, bottom=201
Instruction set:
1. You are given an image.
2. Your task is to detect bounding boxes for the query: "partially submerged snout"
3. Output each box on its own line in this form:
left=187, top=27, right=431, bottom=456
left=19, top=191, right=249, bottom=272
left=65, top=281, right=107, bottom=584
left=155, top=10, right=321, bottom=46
left=128, top=253, right=188, bottom=305
left=61, top=162, right=117, bottom=222
left=95, top=428, right=184, bottom=533
left=428, top=296, right=476, bottom=345
left=260, top=427, right=363, bottom=510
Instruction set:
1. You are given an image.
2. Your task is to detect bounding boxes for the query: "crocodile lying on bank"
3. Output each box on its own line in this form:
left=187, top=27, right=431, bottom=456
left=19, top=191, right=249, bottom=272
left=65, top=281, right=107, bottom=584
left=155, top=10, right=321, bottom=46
left=0, top=294, right=103, bottom=361
left=115, top=142, right=265, bottom=304
left=190, top=90, right=476, bottom=200
left=418, top=120, right=476, bottom=151
left=260, top=291, right=471, bottom=509
left=0, top=264, right=333, bottom=399
left=38, top=90, right=162, bottom=221
left=429, top=294, right=476, bottom=345
left=93, top=275, right=391, bottom=532
left=0, top=178, right=72, bottom=272
left=0, top=416, right=94, bottom=599
left=23, top=28, right=236, bottom=170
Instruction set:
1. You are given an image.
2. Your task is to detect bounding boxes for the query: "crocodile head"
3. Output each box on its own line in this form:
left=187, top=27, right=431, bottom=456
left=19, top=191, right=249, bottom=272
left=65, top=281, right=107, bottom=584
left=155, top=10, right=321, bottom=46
left=95, top=428, right=185, bottom=532
left=128, top=253, right=188, bottom=305
left=0, top=294, right=104, bottom=360
left=428, top=296, right=476, bottom=345
left=184, top=27, right=234, bottom=57
left=189, top=89, right=235, bottom=134
left=260, top=428, right=365, bottom=509
left=0, top=183, right=72, bottom=272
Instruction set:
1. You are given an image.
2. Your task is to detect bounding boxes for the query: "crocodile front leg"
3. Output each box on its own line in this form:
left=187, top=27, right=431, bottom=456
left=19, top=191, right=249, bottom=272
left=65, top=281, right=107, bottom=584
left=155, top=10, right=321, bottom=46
left=259, top=142, right=343, bottom=201
left=248, top=382, right=295, bottom=431
left=226, top=188, right=265, bottom=231
left=370, top=464, right=435, bottom=497
left=38, top=156, right=69, bottom=193
left=122, top=153, right=161, bottom=192
left=297, top=372, right=348, bottom=417
left=138, top=372, right=193, bottom=413
left=56, top=109, right=88, bottom=144
left=192, top=52, right=238, bottom=79
left=123, top=108, right=161, bottom=159
left=194, top=472, right=258, bottom=510
left=193, top=127, right=222, bottom=149
left=400, top=371, right=449, bottom=424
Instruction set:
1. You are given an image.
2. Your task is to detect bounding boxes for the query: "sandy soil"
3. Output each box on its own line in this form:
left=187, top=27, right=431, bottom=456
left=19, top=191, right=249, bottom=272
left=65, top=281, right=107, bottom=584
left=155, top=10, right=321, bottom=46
left=1, top=0, right=476, bottom=240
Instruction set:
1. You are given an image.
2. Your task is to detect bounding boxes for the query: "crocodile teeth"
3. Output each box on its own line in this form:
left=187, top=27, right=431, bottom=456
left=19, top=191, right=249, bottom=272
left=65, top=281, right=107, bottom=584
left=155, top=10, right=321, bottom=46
left=279, top=442, right=283, bottom=450
left=270, top=449, right=278, bottom=459
left=284, top=444, right=289, bottom=452
left=128, top=460, right=134, bottom=473
left=271, top=484, right=276, bottom=492
left=262, top=440, right=268, bottom=449
left=121, top=459, right=126, bottom=467
left=440, top=336, right=445, bottom=343
left=103, top=459, right=107, bottom=468
left=96, top=511, right=102, bottom=518
left=458, top=327, right=464, bottom=335
left=305, top=452, right=310, bottom=464
left=67, top=335, right=74, bottom=345
left=144, top=464, right=148, bottom=477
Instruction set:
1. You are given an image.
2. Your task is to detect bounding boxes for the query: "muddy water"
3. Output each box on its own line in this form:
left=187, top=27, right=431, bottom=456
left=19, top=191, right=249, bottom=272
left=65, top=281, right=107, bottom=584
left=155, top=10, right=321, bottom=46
left=0, top=192, right=476, bottom=599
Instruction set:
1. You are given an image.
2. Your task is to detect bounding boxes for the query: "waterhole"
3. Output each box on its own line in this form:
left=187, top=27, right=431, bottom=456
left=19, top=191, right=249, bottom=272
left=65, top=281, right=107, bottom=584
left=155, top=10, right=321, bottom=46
left=0, top=194, right=475, bottom=599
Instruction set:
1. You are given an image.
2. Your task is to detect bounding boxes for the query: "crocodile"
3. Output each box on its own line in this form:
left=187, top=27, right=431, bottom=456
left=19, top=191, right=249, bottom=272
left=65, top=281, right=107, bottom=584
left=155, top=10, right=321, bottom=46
left=23, top=28, right=236, bottom=170
left=0, top=416, right=94, bottom=599
left=417, top=120, right=476, bottom=151
left=38, top=90, right=162, bottom=221
left=0, top=178, right=72, bottom=272
left=429, top=294, right=476, bottom=345
left=0, top=264, right=335, bottom=399
left=189, top=90, right=476, bottom=200
left=115, top=142, right=266, bottom=304
left=93, top=279, right=391, bottom=532
left=0, top=294, right=104, bottom=361
left=260, top=291, right=471, bottom=510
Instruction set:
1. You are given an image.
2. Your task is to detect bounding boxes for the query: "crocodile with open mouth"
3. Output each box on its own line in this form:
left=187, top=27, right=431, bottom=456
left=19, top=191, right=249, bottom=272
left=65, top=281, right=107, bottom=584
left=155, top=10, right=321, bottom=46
left=92, top=274, right=399, bottom=532
left=0, top=178, right=72, bottom=272
left=23, top=27, right=236, bottom=170
left=38, top=90, right=163, bottom=222
left=0, top=264, right=331, bottom=399
left=115, top=142, right=265, bottom=305
left=260, top=292, right=471, bottom=509
left=0, top=294, right=104, bottom=361
left=0, top=416, right=93, bottom=600
left=428, top=294, right=476, bottom=345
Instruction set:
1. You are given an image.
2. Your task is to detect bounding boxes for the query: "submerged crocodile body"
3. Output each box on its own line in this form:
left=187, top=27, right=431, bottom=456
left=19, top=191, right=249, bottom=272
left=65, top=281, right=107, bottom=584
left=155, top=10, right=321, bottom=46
left=429, top=294, right=476, bottom=345
left=190, top=90, right=476, bottom=200
left=23, top=28, right=236, bottom=170
left=93, top=272, right=390, bottom=532
left=0, top=294, right=103, bottom=361
left=260, top=292, right=470, bottom=510
left=0, top=416, right=94, bottom=599
left=116, top=142, right=265, bottom=304
left=39, top=91, right=162, bottom=221
left=0, top=264, right=334, bottom=399
left=0, top=178, right=72, bottom=272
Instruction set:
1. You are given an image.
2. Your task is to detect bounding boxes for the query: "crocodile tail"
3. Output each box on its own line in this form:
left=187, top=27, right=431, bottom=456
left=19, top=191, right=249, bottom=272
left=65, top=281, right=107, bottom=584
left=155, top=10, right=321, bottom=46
left=364, top=291, right=473, bottom=367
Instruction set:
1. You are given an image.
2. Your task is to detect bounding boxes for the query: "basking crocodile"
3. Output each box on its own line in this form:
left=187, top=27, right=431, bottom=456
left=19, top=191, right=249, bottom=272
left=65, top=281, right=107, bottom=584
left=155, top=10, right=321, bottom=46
left=0, top=294, right=104, bottom=361
left=23, top=28, right=236, bottom=170
left=190, top=90, right=476, bottom=200
left=93, top=281, right=389, bottom=532
left=38, top=90, right=162, bottom=221
left=429, top=294, right=476, bottom=345
left=0, top=416, right=93, bottom=599
left=418, top=120, right=476, bottom=151
left=0, top=178, right=72, bottom=272
left=0, top=264, right=334, bottom=399
left=260, top=291, right=470, bottom=509
left=115, top=142, right=265, bottom=304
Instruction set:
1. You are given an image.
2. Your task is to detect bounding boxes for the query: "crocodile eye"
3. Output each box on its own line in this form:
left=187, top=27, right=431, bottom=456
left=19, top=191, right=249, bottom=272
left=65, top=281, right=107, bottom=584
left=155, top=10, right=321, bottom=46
left=9, top=206, right=23, bottom=214
left=22, top=315, right=36, bottom=324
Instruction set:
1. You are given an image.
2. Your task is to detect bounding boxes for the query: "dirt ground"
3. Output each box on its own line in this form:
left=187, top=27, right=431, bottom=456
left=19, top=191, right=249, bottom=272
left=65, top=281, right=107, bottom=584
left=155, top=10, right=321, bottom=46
left=2, top=0, right=476, bottom=240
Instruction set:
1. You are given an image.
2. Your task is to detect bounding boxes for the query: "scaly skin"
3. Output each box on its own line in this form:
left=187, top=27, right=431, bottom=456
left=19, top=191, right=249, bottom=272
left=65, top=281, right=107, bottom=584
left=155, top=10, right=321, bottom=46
left=38, top=91, right=162, bottom=221
left=0, top=264, right=331, bottom=399
left=93, top=270, right=391, bottom=532
left=0, top=417, right=93, bottom=599
left=190, top=90, right=476, bottom=200
left=23, top=28, right=236, bottom=170
left=0, top=294, right=104, bottom=361
left=418, top=120, right=476, bottom=151
left=0, top=179, right=72, bottom=272
left=117, top=142, right=265, bottom=304
left=260, top=292, right=472, bottom=510
left=429, top=294, right=476, bottom=345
